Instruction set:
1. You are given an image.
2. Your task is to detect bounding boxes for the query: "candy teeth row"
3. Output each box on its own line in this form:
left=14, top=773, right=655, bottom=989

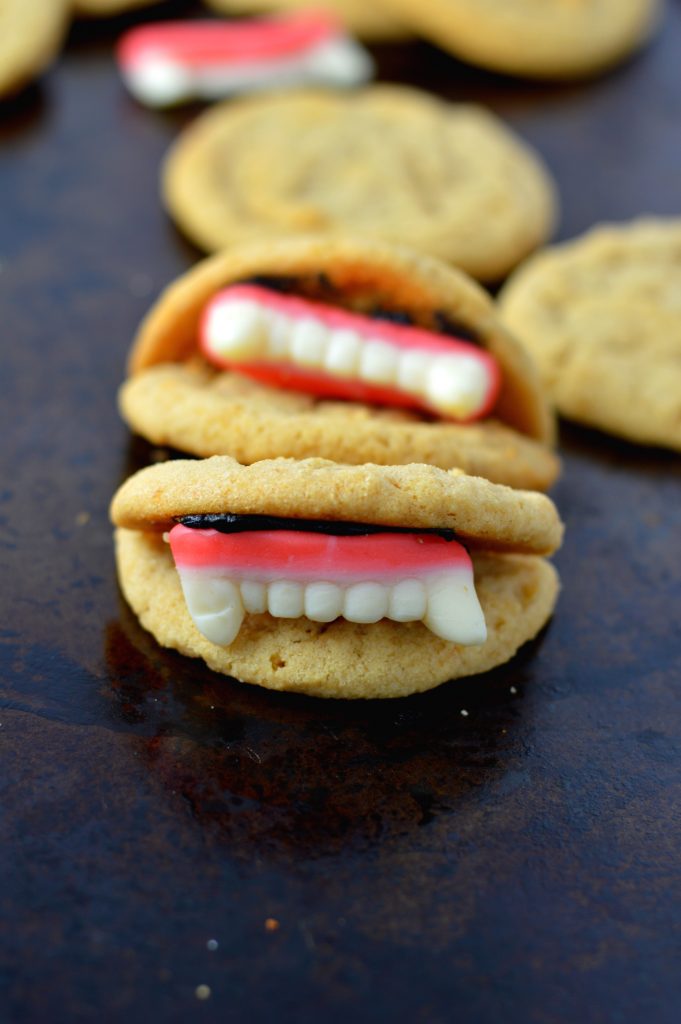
left=205, top=299, right=489, bottom=419
left=123, top=37, right=373, bottom=108
left=179, top=572, right=487, bottom=648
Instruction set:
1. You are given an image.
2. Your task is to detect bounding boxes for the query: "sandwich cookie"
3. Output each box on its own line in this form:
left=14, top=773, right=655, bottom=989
left=377, top=0, right=660, bottom=79
left=162, top=84, right=557, bottom=281
left=111, top=455, right=563, bottom=699
left=200, top=0, right=408, bottom=41
left=0, top=0, right=69, bottom=99
left=500, top=219, right=681, bottom=451
left=121, top=235, right=560, bottom=491
left=117, top=13, right=373, bottom=107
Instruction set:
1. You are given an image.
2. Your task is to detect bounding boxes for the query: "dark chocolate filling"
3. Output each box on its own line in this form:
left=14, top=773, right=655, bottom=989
left=176, top=513, right=458, bottom=542
left=240, top=276, right=480, bottom=347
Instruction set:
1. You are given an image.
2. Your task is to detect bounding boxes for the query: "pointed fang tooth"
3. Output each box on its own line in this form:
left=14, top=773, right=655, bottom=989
left=425, top=356, right=489, bottom=418
left=388, top=579, right=427, bottom=622
left=304, top=582, right=343, bottom=622
left=206, top=300, right=267, bottom=361
left=344, top=582, right=389, bottom=624
left=267, top=580, right=305, bottom=618
left=424, top=574, right=487, bottom=645
left=180, top=574, right=244, bottom=646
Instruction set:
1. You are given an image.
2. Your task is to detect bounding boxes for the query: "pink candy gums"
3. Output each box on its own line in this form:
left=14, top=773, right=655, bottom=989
left=118, top=14, right=341, bottom=70
left=169, top=526, right=473, bottom=582
left=200, top=285, right=502, bottom=422
left=116, top=13, right=373, bottom=106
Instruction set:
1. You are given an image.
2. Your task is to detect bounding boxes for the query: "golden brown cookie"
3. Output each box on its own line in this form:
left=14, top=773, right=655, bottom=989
left=201, top=0, right=408, bottom=40
left=121, top=235, right=560, bottom=490
left=111, top=456, right=563, bottom=699
left=0, top=0, right=69, bottom=99
left=378, top=0, right=660, bottom=78
left=162, top=85, right=557, bottom=281
left=500, top=219, right=681, bottom=451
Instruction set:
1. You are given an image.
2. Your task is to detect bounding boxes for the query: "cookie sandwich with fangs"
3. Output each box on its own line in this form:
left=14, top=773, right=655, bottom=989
left=120, top=236, right=559, bottom=491
left=111, top=455, right=563, bottom=699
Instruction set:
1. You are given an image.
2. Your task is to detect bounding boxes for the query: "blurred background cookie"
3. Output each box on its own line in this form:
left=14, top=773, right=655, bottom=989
left=0, top=0, right=70, bottom=98
left=162, top=84, right=557, bottom=281
left=377, top=0, right=661, bottom=78
left=201, top=0, right=409, bottom=41
left=500, top=218, right=681, bottom=450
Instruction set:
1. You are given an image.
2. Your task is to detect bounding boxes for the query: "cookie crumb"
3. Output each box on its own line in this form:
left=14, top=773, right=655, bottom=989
left=206, top=939, right=218, bottom=952
left=195, top=985, right=211, bottom=1000
left=264, top=918, right=280, bottom=933
left=75, top=511, right=90, bottom=526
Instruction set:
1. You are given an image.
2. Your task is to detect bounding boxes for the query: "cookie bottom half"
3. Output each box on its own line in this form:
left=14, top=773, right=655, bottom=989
left=119, top=363, right=560, bottom=492
left=115, top=528, right=559, bottom=699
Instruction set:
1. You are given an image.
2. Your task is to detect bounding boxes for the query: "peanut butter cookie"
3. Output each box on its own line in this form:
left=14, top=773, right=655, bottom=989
left=162, top=85, right=557, bottom=281
left=112, top=455, right=563, bottom=698
left=500, top=219, right=681, bottom=450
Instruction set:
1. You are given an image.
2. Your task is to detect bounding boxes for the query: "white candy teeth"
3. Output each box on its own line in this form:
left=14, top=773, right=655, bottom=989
left=267, top=580, right=305, bottom=618
left=267, top=313, right=292, bottom=359
left=344, top=582, right=389, bottom=624
left=424, top=575, right=487, bottom=645
left=424, top=356, right=488, bottom=418
left=397, top=349, right=431, bottom=395
left=360, top=340, right=400, bottom=385
left=290, top=318, right=328, bottom=367
left=207, top=300, right=267, bottom=361
left=304, top=582, right=344, bottom=622
left=240, top=580, right=267, bottom=614
left=388, top=579, right=427, bottom=622
left=325, top=328, right=361, bottom=377
left=180, top=574, right=244, bottom=646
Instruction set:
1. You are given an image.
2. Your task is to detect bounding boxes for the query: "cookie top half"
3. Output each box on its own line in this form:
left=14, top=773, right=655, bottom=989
left=128, top=234, right=556, bottom=448
left=378, top=0, right=660, bottom=78
left=162, top=85, right=557, bottom=282
left=500, top=218, right=681, bottom=451
left=110, top=455, right=564, bottom=555
left=201, top=0, right=408, bottom=40
left=0, top=0, right=69, bottom=98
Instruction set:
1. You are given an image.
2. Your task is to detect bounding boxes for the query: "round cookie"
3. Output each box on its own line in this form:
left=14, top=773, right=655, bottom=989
left=121, top=235, right=560, bottom=491
left=377, top=0, right=660, bottom=79
left=111, top=456, right=563, bottom=699
left=499, top=219, right=681, bottom=451
left=0, top=0, right=69, bottom=99
left=162, top=85, right=557, bottom=281
left=201, top=0, right=408, bottom=41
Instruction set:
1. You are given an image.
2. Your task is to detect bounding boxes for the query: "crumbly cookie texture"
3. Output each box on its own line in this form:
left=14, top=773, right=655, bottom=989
left=378, top=0, right=660, bottom=78
left=73, top=0, right=164, bottom=14
left=124, top=235, right=558, bottom=491
left=500, top=219, right=681, bottom=451
left=201, top=0, right=408, bottom=40
left=120, top=363, right=559, bottom=492
left=0, top=0, right=69, bottom=98
left=115, top=528, right=559, bottom=698
left=110, top=455, right=564, bottom=555
left=162, top=85, right=557, bottom=281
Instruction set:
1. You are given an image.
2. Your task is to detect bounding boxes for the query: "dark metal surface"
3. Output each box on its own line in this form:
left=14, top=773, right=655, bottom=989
left=1, top=3, right=680, bottom=1022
